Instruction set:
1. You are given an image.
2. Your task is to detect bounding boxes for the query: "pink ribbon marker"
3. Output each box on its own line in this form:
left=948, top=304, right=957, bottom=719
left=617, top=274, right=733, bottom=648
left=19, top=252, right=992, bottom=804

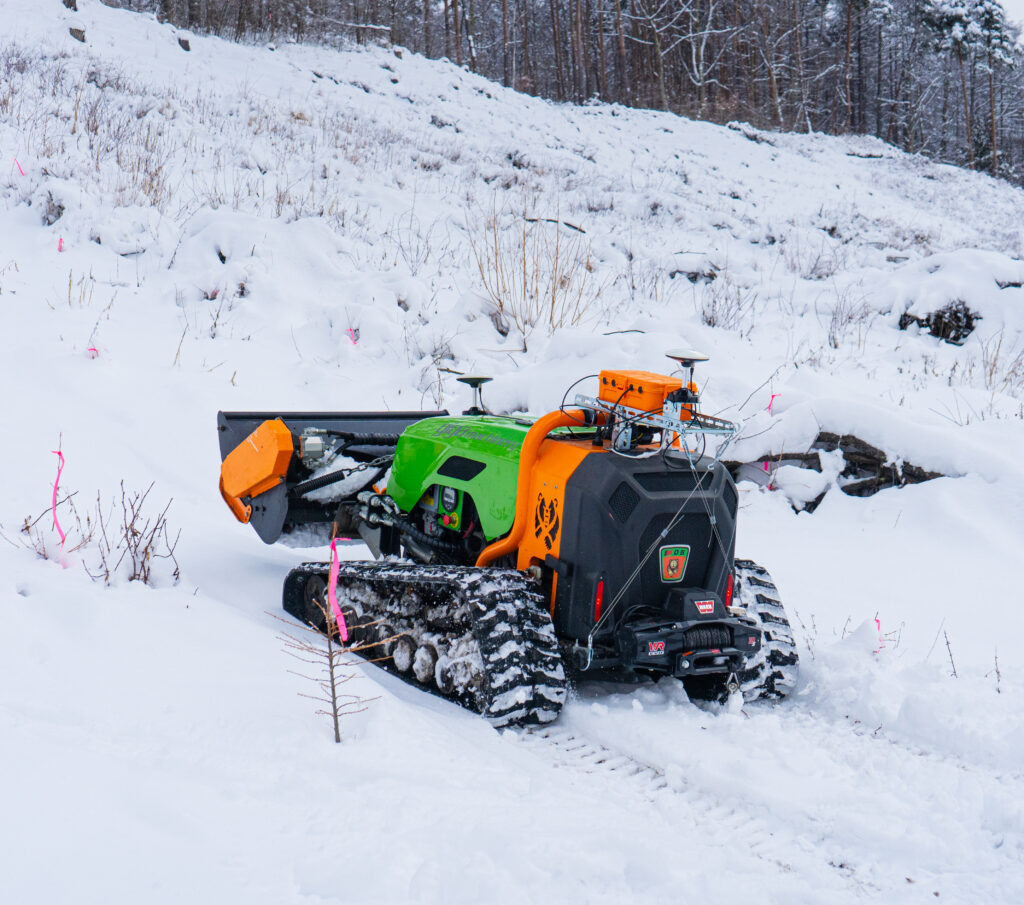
left=86, top=347, right=99, bottom=359
left=14, top=158, right=25, bottom=177
left=51, top=449, right=70, bottom=567
left=768, top=393, right=781, bottom=415
left=344, top=328, right=358, bottom=345
left=327, top=538, right=349, bottom=642
left=875, top=617, right=884, bottom=653
left=58, top=238, right=65, bottom=252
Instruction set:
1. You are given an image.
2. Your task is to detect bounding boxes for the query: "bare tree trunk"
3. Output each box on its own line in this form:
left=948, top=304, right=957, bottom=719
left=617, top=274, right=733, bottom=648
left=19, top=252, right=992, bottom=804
left=502, top=0, right=511, bottom=85
left=957, top=46, right=975, bottom=169
left=793, top=0, right=810, bottom=131
left=875, top=22, right=882, bottom=137
left=235, top=0, right=250, bottom=38
left=464, top=0, right=478, bottom=71
left=844, top=0, right=853, bottom=132
left=567, top=0, right=576, bottom=100
left=550, top=0, right=566, bottom=100
left=650, top=20, right=668, bottom=110
left=580, top=0, right=590, bottom=98
left=520, top=0, right=534, bottom=90
left=424, top=0, right=432, bottom=57
left=856, top=5, right=864, bottom=132
left=614, top=0, right=629, bottom=103
left=157, top=0, right=173, bottom=24
left=452, top=0, right=463, bottom=65
left=443, top=0, right=452, bottom=59
left=187, top=0, right=199, bottom=28
left=989, top=55, right=998, bottom=175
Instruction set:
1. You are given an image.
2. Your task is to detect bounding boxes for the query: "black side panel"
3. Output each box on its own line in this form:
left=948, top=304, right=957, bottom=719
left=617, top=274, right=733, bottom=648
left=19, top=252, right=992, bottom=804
left=249, top=482, right=289, bottom=544
left=555, top=452, right=738, bottom=642
left=438, top=456, right=488, bottom=481
left=217, top=411, right=447, bottom=460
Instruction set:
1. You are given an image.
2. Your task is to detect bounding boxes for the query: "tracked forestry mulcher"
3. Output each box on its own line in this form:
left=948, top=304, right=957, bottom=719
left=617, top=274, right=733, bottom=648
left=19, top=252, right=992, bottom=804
left=218, top=353, right=798, bottom=727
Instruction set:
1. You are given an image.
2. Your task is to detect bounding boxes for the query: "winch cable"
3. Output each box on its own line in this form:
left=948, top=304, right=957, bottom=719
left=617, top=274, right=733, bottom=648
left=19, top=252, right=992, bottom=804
left=664, top=438, right=734, bottom=568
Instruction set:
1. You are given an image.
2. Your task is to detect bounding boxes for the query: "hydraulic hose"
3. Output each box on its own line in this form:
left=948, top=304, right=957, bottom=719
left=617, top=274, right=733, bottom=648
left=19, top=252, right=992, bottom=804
left=475, top=408, right=602, bottom=568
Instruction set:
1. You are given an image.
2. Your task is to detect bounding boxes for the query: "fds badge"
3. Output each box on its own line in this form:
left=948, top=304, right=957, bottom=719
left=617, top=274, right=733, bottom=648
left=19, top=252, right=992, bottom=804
left=659, top=545, right=690, bottom=583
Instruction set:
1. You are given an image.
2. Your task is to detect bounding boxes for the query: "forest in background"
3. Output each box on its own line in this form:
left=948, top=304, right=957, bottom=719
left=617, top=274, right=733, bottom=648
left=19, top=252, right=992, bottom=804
left=106, top=1, right=1024, bottom=182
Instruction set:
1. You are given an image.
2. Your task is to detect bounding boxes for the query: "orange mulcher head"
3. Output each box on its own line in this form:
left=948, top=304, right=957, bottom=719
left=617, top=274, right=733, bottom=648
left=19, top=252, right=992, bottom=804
left=219, top=418, right=294, bottom=523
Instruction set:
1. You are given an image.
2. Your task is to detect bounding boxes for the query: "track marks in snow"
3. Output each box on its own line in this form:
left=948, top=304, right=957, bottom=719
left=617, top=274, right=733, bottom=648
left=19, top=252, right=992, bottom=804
left=512, top=696, right=1024, bottom=903
left=511, top=723, right=852, bottom=895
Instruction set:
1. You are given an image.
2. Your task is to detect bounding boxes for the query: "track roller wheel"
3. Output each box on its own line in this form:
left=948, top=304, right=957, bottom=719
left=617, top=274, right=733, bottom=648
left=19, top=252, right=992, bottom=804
left=434, top=656, right=456, bottom=694
left=303, top=574, right=328, bottom=631
left=413, top=643, right=438, bottom=684
left=391, top=634, right=417, bottom=673
left=338, top=605, right=359, bottom=642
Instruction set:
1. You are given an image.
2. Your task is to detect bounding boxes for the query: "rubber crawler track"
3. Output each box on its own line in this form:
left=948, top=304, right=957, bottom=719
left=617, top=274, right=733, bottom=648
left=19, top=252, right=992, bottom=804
left=734, top=559, right=799, bottom=700
left=283, top=561, right=567, bottom=727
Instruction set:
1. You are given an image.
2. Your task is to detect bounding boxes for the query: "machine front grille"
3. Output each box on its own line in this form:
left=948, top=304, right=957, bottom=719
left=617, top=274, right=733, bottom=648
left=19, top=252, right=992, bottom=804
left=634, top=471, right=700, bottom=493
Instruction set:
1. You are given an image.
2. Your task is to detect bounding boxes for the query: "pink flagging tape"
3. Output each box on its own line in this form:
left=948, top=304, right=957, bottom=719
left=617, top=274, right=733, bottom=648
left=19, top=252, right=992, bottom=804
left=768, top=393, right=781, bottom=415
left=51, top=450, right=67, bottom=547
left=14, top=158, right=25, bottom=177
left=87, top=347, right=99, bottom=359
left=763, top=461, right=770, bottom=473
left=327, top=538, right=349, bottom=642
left=875, top=617, right=885, bottom=653
left=344, top=328, right=358, bottom=345
left=51, top=449, right=71, bottom=568
left=58, top=238, right=65, bottom=252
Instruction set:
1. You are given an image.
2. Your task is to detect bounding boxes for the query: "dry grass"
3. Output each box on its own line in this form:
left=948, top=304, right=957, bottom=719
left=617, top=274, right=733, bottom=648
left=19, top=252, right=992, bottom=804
left=697, top=270, right=757, bottom=333
left=470, top=207, right=605, bottom=340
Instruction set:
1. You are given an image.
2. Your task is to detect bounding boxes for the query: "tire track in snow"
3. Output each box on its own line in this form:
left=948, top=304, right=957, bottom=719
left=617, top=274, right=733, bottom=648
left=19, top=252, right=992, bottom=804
left=511, top=723, right=858, bottom=894
left=513, top=701, right=1024, bottom=903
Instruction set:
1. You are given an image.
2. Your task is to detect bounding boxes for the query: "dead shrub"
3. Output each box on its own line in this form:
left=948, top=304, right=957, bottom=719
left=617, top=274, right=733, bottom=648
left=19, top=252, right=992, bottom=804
left=1, top=481, right=180, bottom=586
left=470, top=208, right=605, bottom=339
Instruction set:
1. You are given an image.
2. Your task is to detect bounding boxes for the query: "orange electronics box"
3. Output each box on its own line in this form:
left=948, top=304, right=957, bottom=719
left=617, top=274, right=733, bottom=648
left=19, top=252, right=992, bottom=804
left=598, top=370, right=683, bottom=411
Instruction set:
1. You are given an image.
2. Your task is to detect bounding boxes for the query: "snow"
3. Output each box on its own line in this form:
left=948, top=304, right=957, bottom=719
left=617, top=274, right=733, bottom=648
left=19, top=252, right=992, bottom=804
left=3, top=1, right=1024, bottom=902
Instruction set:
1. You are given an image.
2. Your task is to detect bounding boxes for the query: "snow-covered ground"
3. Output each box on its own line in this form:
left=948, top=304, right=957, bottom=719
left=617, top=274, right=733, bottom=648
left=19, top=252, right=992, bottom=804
left=2, top=1, right=1023, bottom=902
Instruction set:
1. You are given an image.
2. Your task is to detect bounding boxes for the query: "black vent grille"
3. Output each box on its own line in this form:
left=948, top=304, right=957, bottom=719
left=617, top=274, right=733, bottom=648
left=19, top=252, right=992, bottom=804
left=437, top=456, right=487, bottom=481
left=723, top=480, right=737, bottom=515
left=634, top=471, right=699, bottom=493
left=608, top=482, right=640, bottom=523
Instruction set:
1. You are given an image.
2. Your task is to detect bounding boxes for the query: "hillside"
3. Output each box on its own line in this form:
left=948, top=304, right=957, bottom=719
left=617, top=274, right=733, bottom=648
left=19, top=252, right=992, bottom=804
left=2, top=1, right=1023, bottom=903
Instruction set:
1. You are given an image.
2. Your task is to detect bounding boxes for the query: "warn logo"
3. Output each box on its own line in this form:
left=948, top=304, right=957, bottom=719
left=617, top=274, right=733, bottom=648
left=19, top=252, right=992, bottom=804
left=648, top=641, right=666, bottom=655
left=695, top=599, right=716, bottom=615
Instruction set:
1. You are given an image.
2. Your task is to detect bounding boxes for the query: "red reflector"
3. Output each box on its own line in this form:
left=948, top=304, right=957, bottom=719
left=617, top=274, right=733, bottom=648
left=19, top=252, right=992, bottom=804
left=725, top=572, right=735, bottom=607
left=594, top=579, right=605, bottom=622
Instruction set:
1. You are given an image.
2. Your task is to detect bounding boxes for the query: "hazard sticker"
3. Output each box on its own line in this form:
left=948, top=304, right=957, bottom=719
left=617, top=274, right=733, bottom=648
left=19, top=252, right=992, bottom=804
left=659, top=545, right=690, bottom=583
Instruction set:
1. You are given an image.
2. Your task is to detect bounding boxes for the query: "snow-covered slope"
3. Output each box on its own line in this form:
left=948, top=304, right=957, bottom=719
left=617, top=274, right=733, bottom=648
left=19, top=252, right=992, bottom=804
left=2, top=1, right=1023, bottom=902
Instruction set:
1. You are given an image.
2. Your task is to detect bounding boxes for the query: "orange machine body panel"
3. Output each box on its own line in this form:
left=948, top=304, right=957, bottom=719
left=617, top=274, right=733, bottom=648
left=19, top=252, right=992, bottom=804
left=219, top=419, right=294, bottom=523
left=515, top=437, right=600, bottom=572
